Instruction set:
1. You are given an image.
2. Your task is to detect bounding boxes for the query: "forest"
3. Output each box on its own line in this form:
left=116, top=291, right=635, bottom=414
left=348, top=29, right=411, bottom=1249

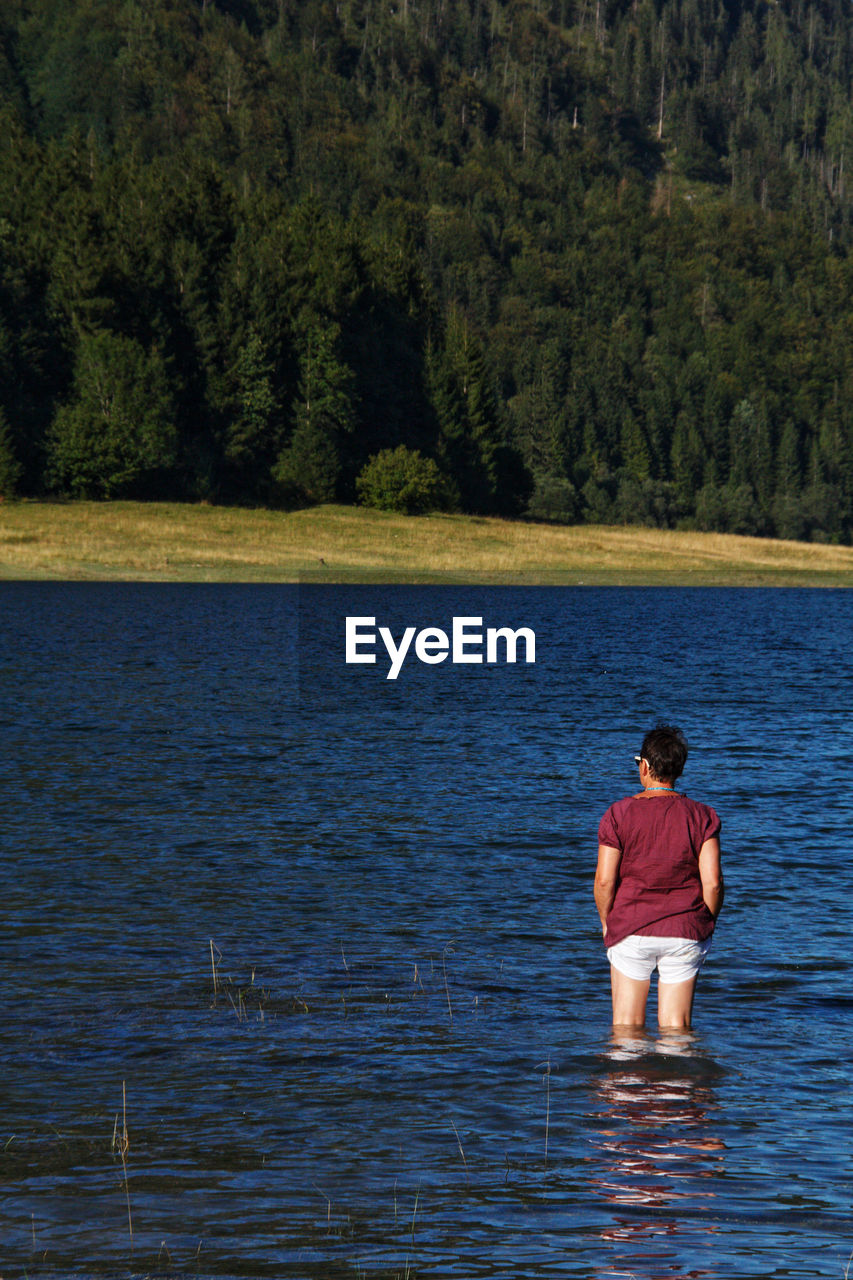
left=2, top=0, right=853, bottom=539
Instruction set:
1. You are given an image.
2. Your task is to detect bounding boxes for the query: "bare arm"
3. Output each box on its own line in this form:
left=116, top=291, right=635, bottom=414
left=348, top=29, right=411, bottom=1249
left=698, top=836, right=724, bottom=919
left=594, top=844, right=622, bottom=938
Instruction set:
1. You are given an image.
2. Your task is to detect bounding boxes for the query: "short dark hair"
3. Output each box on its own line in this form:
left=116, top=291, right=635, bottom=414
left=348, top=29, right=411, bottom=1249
left=641, top=724, right=688, bottom=781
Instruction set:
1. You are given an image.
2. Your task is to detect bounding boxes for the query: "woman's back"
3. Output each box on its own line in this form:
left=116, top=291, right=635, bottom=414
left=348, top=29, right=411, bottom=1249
left=598, top=793, right=720, bottom=946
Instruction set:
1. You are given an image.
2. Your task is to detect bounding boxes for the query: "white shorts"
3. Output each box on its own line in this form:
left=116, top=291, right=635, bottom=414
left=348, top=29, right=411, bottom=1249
left=607, top=934, right=712, bottom=984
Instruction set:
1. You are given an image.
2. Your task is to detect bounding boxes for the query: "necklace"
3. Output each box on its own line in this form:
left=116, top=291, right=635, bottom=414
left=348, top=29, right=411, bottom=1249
left=646, top=786, right=676, bottom=793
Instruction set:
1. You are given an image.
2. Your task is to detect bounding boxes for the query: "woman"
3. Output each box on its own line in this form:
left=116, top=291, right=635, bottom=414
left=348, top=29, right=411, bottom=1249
left=594, top=725, right=724, bottom=1029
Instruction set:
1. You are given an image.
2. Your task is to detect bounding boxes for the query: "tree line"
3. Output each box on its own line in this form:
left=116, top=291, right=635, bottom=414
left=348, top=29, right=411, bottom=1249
left=1, top=0, right=853, bottom=539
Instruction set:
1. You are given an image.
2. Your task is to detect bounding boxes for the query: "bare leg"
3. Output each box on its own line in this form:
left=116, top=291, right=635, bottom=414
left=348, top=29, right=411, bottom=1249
left=657, top=975, right=698, bottom=1029
left=610, top=965, right=650, bottom=1027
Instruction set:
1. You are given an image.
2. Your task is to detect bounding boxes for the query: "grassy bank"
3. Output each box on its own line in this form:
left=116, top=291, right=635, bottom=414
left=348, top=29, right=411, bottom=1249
left=2, top=500, right=853, bottom=585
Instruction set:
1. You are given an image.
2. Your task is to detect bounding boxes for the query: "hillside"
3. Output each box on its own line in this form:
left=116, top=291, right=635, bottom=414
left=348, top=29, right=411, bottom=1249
left=1, top=0, right=852, bottom=541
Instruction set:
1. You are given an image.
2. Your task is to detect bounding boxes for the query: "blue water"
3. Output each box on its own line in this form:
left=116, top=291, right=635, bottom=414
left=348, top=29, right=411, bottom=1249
left=1, top=583, right=852, bottom=1278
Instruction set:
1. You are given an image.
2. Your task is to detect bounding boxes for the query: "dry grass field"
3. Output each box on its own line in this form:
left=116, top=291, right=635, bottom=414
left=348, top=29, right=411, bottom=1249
left=1, top=499, right=853, bottom=584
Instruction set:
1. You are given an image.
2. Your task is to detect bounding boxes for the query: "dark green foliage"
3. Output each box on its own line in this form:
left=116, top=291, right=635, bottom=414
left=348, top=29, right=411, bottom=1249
left=46, top=330, right=177, bottom=497
left=221, top=329, right=280, bottom=500
left=0, top=407, right=22, bottom=497
left=356, top=445, right=451, bottom=515
left=1, top=0, right=853, bottom=538
left=273, top=413, right=340, bottom=507
left=272, top=323, right=355, bottom=505
left=527, top=475, right=579, bottom=524
left=428, top=308, right=532, bottom=516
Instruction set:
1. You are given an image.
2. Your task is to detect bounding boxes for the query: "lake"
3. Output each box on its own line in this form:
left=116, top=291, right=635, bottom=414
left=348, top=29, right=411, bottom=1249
left=1, top=582, right=852, bottom=1278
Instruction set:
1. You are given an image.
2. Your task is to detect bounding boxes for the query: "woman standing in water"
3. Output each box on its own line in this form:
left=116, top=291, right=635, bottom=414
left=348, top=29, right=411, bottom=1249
left=594, top=725, right=724, bottom=1029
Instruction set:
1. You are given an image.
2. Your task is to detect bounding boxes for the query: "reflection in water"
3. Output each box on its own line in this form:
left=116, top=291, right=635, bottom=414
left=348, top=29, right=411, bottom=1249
left=590, top=1031, right=726, bottom=1280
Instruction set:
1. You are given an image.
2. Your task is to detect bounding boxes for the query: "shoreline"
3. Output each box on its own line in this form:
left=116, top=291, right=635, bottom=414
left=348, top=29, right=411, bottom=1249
left=2, top=499, right=853, bottom=586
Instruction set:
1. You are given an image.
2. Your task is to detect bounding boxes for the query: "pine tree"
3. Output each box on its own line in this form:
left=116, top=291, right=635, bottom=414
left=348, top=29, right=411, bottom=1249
left=619, top=412, right=651, bottom=483
left=670, top=413, right=705, bottom=507
left=273, top=321, right=356, bottom=505
left=222, top=328, right=279, bottom=499
left=0, top=407, right=22, bottom=498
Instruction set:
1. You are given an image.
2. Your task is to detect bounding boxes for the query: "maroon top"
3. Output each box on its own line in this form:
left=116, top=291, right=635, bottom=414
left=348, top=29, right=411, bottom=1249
left=598, top=793, right=721, bottom=948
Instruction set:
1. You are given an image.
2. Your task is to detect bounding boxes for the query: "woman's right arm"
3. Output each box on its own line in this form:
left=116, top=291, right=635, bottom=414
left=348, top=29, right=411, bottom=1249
left=594, top=844, right=622, bottom=937
left=698, top=836, right=724, bottom=919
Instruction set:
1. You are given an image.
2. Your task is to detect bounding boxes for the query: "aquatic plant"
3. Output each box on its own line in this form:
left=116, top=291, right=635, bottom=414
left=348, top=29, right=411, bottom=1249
left=110, top=1081, right=132, bottom=1247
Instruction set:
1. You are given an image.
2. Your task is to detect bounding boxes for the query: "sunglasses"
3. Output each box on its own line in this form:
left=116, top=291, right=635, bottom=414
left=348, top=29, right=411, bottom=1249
left=633, top=755, right=644, bottom=766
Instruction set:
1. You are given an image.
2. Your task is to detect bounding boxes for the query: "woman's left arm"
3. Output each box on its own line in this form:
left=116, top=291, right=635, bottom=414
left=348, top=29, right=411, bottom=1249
left=698, top=836, right=724, bottom=919
left=594, top=844, right=622, bottom=938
